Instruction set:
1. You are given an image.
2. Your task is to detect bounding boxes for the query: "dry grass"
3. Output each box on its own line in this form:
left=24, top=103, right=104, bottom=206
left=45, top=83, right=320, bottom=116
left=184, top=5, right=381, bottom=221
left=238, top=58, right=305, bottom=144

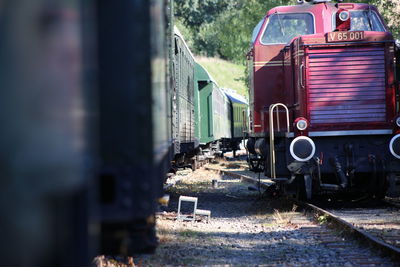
left=93, top=256, right=138, bottom=267
left=272, top=205, right=299, bottom=226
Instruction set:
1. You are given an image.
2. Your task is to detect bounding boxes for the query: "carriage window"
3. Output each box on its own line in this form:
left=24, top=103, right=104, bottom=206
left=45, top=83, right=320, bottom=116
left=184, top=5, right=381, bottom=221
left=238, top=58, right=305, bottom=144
left=260, top=13, right=314, bottom=44
left=333, top=10, right=385, bottom=32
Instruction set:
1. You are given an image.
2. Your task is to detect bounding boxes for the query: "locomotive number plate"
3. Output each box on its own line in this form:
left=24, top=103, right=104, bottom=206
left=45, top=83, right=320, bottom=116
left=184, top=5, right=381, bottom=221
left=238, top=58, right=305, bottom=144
left=327, top=31, right=365, bottom=42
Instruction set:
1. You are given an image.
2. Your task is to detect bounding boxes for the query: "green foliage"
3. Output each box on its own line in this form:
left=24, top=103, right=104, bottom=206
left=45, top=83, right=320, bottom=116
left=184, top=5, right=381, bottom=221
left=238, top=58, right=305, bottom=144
left=371, top=0, right=400, bottom=40
left=174, top=0, right=233, bottom=31
left=174, top=0, right=232, bottom=56
left=174, top=0, right=289, bottom=62
left=175, top=0, right=400, bottom=62
left=174, top=18, right=195, bottom=49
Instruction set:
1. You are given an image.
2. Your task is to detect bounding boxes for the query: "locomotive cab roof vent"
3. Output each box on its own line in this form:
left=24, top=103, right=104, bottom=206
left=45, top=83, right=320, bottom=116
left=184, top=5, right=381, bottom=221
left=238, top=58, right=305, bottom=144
left=297, top=0, right=343, bottom=4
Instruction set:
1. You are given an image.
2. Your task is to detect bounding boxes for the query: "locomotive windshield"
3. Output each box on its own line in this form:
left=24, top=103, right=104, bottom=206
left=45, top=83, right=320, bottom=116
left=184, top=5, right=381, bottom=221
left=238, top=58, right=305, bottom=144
left=260, top=13, right=314, bottom=44
left=333, top=10, right=385, bottom=32
left=251, top=19, right=264, bottom=43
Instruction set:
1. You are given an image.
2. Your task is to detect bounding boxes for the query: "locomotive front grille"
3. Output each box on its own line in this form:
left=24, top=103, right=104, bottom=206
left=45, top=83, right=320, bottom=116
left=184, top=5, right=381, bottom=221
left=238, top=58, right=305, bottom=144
left=307, top=46, right=386, bottom=124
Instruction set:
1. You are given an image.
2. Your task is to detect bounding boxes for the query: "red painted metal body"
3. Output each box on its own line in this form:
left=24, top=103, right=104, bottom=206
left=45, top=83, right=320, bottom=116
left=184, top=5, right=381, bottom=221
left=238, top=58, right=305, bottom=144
left=248, top=2, right=397, bottom=136
left=246, top=1, right=400, bottom=199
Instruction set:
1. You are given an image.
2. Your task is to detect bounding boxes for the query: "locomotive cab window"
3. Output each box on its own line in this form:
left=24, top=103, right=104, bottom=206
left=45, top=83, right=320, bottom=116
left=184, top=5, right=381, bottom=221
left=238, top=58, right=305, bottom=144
left=333, top=10, right=385, bottom=32
left=260, top=13, right=314, bottom=44
left=251, top=19, right=264, bottom=43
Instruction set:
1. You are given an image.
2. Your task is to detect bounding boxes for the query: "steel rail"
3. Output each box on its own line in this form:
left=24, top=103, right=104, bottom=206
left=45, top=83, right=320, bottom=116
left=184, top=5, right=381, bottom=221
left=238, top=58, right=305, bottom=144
left=298, top=202, right=400, bottom=262
left=205, top=164, right=400, bottom=262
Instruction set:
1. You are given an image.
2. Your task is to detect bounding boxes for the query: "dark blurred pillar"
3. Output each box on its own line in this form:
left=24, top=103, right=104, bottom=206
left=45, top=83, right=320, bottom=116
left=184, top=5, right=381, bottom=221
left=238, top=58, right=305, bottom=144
left=0, top=1, right=91, bottom=266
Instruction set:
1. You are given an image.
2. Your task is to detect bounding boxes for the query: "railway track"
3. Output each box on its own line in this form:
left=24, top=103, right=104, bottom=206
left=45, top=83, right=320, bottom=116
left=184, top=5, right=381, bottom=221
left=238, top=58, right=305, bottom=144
left=301, top=200, right=400, bottom=262
left=206, top=163, right=400, bottom=263
left=97, top=162, right=400, bottom=266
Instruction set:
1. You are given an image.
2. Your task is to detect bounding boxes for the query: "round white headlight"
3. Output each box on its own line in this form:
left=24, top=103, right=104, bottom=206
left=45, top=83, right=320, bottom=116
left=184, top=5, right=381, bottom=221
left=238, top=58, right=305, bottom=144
left=290, top=136, right=316, bottom=162
left=339, top=11, right=350, bottom=22
left=296, top=119, right=308, bottom=131
left=396, top=117, right=400, bottom=127
left=389, top=134, right=400, bottom=159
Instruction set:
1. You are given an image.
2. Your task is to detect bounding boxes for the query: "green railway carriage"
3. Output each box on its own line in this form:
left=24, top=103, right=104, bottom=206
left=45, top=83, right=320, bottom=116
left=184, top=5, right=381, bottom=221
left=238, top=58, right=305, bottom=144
left=194, top=62, right=231, bottom=145
left=213, top=87, right=232, bottom=140
left=172, top=27, right=198, bottom=157
left=224, top=90, right=248, bottom=139
left=221, top=90, right=249, bottom=154
left=96, top=0, right=172, bottom=255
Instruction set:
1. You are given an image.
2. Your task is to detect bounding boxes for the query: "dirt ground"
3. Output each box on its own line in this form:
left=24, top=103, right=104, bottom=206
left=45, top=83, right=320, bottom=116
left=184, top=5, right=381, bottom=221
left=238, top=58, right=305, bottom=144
left=94, top=159, right=397, bottom=267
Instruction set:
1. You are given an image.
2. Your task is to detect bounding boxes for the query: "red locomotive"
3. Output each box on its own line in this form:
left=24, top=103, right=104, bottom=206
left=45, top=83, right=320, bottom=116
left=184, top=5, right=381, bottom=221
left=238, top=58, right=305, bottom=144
left=247, top=0, right=400, bottom=199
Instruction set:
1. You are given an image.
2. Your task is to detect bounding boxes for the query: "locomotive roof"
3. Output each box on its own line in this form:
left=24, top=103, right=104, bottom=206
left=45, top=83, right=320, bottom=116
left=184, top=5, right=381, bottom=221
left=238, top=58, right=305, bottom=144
left=267, top=2, right=376, bottom=15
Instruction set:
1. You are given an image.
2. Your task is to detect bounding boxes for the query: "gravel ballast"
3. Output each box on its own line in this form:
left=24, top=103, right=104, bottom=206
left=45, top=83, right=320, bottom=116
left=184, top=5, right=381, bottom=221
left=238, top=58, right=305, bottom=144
left=95, top=160, right=397, bottom=266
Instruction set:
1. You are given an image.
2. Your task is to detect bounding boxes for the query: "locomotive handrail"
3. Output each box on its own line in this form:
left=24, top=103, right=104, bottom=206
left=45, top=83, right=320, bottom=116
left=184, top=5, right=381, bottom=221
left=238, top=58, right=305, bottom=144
left=242, top=109, right=248, bottom=154
left=269, top=103, right=290, bottom=179
left=299, top=63, right=305, bottom=88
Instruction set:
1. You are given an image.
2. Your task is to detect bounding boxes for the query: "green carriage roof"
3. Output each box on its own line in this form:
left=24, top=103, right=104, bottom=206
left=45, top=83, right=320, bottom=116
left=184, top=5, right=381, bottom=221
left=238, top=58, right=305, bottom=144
left=195, top=62, right=219, bottom=86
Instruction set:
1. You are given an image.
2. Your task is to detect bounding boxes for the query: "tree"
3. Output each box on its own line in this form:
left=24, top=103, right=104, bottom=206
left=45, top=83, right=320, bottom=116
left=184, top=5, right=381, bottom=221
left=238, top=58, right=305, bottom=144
left=174, top=0, right=235, bottom=56
left=174, top=0, right=233, bottom=29
left=352, top=0, right=400, bottom=39
left=209, top=0, right=287, bottom=63
left=175, top=0, right=400, bottom=62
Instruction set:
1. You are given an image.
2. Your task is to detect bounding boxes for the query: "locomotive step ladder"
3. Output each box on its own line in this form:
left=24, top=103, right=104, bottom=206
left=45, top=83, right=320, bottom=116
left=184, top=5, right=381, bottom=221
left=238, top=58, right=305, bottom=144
left=268, top=103, right=290, bottom=179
